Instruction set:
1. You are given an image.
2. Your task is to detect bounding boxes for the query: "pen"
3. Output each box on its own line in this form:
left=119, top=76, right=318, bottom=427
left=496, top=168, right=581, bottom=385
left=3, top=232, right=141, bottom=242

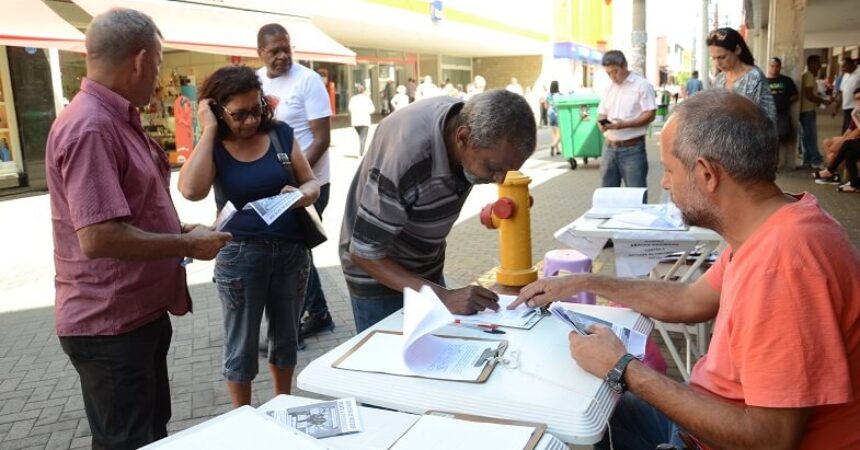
left=453, top=320, right=506, bottom=334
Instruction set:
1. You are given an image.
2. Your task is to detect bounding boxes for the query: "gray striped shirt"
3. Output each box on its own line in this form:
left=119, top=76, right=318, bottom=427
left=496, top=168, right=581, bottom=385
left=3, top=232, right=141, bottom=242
left=339, top=97, right=471, bottom=297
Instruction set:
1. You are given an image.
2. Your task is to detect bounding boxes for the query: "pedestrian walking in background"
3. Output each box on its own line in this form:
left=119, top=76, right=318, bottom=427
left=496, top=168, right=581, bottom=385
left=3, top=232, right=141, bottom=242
left=179, top=65, right=320, bottom=408
left=766, top=57, right=799, bottom=171
left=406, top=77, right=417, bottom=103
left=46, top=8, right=230, bottom=448
left=707, top=27, right=777, bottom=124
left=798, top=55, right=832, bottom=169
left=257, top=23, right=336, bottom=344
left=506, top=77, right=524, bottom=96
left=415, top=75, right=440, bottom=101
left=597, top=50, right=657, bottom=196
left=547, top=80, right=563, bottom=156
left=683, top=70, right=704, bottom=98
left=390, top=84, right=410, bottom=112
left=348, top=84, right=375, bottom=157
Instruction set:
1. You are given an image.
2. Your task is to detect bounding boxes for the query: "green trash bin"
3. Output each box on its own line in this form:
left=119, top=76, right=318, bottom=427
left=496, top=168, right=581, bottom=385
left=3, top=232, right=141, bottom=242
left=556, top=93, right=603, bottom=170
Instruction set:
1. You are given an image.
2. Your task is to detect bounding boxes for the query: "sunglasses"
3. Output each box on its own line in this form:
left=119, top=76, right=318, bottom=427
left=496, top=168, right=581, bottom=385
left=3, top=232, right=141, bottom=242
left=708, top=29, right=728, bottom=41
left=220, top=101, right=266, bottom=122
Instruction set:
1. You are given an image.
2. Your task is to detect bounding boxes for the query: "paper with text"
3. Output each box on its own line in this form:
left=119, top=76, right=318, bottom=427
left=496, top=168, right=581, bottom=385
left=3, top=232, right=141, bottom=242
left=247, top=191, right=303, bottom=225
left=612, top=231, right=697, bottom=277
left=264, top=398, right=362, bottom=439
left=214, top=201, right=238, bottom=232
left=549, top=305, right=646, bottom=358
left=390, top=415, right=535, bottom=450
left=450, top=295, right=541, bottom=329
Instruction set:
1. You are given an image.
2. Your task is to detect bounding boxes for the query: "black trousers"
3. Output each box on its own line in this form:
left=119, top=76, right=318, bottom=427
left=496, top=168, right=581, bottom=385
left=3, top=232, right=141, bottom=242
left=355, top=126, right=369, bottom=156
left=828, top=138, right=860, bottom=186
left=59, top=314, right=172, bottom=450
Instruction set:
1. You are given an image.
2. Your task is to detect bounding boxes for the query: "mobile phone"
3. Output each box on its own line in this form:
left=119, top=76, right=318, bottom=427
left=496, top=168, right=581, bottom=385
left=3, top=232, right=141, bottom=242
left=599, top=118, right=612, bottom=126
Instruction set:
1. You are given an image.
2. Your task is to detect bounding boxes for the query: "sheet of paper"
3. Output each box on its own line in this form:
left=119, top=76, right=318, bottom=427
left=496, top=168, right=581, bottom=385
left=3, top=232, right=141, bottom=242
left=612, top=231, right=698, bottom=277
left=264, top=398, right=362, bottom=439
left=335, top=332, right=491, bottom=381
left=450, top=295, right=541, bottom=329
left=601, top=211, right=687, bottom=231
left=247, top=191, right=303, bottom=225
left=214, top=201, right=237, bottom=232
left=144, top=406, right=327, bottom=449
left=549, top=305, right=646, bottom=358
left=554, top=226, right=608, bottom=261
left=584, top=187, right=647, bottom=218
left=390, top=415, right=535, bottom=450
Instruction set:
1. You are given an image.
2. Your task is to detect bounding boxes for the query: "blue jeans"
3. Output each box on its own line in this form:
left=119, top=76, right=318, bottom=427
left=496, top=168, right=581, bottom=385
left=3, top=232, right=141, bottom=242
left=303, top=183, right=330, bottom=319
left=594, top=392, right=689, bottom=450
left=214, top=239, right=310, bottom=383
left=351, top=292, right=405, bottom=333
left=601, top=139, right=649, bottom=199
left=798, top=110, right=823, bottom=166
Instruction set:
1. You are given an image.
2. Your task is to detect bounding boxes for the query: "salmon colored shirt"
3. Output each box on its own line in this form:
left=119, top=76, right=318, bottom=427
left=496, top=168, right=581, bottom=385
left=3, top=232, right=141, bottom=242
left=46, top=79, right=191, bottom=336
left=692, top=193, right=860, bottom=449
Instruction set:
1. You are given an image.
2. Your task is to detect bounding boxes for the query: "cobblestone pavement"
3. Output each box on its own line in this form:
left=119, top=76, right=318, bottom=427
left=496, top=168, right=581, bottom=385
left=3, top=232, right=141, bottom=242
left=1, top=112, right=857, bottom=449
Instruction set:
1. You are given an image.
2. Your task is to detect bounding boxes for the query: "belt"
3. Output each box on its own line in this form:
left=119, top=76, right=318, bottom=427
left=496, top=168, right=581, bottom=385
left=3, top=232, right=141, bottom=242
left=606, top=136, right=645, bottom=148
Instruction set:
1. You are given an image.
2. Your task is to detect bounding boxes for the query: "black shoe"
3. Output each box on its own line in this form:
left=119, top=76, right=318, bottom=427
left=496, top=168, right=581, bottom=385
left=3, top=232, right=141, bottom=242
left=299, top=312, right=335, bottom=339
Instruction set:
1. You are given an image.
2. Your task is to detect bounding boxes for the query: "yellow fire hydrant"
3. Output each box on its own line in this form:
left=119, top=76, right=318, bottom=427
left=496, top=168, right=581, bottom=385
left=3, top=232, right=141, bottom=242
left=479, top=170, right=537, bottom=287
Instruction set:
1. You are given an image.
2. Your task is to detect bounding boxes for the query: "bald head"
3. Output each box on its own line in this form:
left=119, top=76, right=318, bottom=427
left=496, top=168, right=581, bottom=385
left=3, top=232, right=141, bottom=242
left=86, top=8, right=161, bottom=66
left=669, top=90, right=778, bottom=182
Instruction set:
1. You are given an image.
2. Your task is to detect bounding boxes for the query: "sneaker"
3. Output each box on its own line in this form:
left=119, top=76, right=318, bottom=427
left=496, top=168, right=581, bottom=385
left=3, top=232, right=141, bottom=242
left=299, top=312, right=335, bottom=339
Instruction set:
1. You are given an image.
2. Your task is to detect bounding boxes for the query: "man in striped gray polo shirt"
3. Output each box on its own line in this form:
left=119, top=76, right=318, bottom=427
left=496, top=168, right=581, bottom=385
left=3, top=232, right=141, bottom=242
left=339, top=90, right=537, bottom=332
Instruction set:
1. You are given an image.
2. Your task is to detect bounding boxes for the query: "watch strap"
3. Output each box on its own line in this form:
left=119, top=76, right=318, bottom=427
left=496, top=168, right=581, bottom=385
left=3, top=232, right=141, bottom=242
left=606, top=353, right=637, bottom=394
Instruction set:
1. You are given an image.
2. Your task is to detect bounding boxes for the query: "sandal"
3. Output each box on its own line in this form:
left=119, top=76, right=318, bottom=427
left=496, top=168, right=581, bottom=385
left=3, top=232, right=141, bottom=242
left=813, top=170, right=841, bottom=185
left=837, top=183, right=859, bottom=193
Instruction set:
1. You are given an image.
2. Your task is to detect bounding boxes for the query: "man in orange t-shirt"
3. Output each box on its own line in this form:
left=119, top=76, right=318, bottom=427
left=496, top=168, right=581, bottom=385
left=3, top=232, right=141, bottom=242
left=513, top=90, right=860, bottom=449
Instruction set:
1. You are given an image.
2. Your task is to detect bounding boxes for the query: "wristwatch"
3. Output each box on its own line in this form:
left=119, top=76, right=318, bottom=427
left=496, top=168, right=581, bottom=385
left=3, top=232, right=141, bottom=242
left=605, top=353, right=637, bottom=394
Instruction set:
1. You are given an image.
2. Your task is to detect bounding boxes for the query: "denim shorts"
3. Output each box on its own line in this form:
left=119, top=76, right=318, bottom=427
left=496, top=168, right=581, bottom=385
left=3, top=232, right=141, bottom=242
left=214, top=239, right=309, bottom=383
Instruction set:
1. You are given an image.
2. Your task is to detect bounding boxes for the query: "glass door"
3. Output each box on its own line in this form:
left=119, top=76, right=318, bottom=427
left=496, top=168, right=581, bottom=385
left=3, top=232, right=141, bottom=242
left=0, top=47, right=23, bottom=190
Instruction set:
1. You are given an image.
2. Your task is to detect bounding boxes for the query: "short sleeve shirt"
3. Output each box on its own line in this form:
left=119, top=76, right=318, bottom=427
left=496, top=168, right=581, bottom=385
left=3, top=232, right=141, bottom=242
left=45, top=79, right=190, bottom=336
left=839, top=69, right=860, bottom=111
left=339, top=97, right=471, bottom=297
left=693, top=193, right=860, bottom=449
left=258, top=64, right=332, bottom=183
left=597, top=73, right=657, bottom=141
left=714, top=67, right=777, bottom=124
left=799, top=71, right=819, bottom=113
left=766, top=75, right=798, bottom=114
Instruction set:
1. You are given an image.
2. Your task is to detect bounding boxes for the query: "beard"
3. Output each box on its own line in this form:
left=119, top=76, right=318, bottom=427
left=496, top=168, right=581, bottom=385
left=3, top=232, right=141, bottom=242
left=675, top=182, right=723, bottom=232
left=463, top=168, right=494, bottom=185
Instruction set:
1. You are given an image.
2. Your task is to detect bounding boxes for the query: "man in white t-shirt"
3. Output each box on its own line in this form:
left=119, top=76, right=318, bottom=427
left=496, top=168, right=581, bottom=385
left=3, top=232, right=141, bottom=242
left=348, top=84, right=375, bottom=157
left=256, top=23, right=335, bottom=342
left=834, top=58, right=860, bottom=133
left=597, top=50, right=657, bottom=197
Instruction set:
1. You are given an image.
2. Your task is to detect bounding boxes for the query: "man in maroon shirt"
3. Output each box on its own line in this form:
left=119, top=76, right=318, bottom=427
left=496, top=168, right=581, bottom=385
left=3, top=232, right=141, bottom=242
left=45, top=9, right=230, bottom=448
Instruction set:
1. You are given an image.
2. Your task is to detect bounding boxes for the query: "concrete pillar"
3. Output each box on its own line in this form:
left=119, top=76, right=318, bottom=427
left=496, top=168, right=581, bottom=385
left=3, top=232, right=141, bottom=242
left=767, top=0, right=806, bottom=81
left=630, top=0, right=646, bottom=77
left=699, top=0, right=710, bottom=89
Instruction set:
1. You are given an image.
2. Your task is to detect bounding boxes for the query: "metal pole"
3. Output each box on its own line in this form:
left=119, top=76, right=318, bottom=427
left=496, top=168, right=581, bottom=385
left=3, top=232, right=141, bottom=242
left=699, top=0, right=710, bottom=89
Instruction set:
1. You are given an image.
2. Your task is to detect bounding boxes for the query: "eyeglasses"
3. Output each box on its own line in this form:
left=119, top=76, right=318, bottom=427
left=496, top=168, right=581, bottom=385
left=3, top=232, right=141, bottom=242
left=220, top=102, right=265, bottom=122
left=260, top=45, right=294, bottom=58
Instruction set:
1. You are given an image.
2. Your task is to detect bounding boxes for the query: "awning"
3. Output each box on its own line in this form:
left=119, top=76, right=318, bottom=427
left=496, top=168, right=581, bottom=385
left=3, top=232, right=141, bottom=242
left=0, top=0, right=85, bottom=51
left=71, top=0, right=356, bottom=64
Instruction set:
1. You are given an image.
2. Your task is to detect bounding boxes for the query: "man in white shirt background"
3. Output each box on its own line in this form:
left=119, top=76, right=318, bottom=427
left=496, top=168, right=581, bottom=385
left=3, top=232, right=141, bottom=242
left=256, top=23, right=335, bottom=344
left=834, top=58, right=860, bottom=133
left=597, top=50, right=657, bottom=198
left=348, top=84, right=375, bottom=157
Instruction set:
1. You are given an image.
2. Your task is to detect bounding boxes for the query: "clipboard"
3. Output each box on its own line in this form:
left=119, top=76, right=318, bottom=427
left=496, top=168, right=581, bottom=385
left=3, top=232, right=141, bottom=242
left=387, top=411, right=546, bottom=450
left=331, top=330, right=508, bottom=383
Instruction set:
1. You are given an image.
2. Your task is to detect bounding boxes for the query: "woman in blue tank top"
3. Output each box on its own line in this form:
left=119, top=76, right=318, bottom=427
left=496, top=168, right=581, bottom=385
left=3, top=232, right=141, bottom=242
left=178, top=65, right=319, bottom=407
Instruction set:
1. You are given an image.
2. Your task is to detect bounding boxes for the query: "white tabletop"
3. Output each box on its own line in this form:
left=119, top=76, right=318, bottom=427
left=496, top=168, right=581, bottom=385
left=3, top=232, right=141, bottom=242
left=564, top=216, right=722, bottom=242
left=297, top=303, right=653, bottom=445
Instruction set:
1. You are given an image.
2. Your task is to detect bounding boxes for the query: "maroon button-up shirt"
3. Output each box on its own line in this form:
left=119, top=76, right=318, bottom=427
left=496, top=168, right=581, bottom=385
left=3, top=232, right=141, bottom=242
left=46, top=78, right=191, bottom=336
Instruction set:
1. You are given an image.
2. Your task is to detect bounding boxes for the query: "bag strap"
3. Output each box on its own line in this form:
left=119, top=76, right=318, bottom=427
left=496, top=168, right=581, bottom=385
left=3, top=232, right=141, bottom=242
left=268, top=128, right=299, bottom=187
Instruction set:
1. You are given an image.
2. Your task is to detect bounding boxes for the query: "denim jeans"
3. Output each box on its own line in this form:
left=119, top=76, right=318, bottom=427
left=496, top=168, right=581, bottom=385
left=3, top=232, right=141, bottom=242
left=594, top=392, right=689, bottom=450
left=601, top=139, right=649, bottom=200
left=303, top=183, right=331, bottom=319
left=798, top=110, right=823, bottom=166
left=350, top=292, right=407, bottom=333
left=59, top=314, right=172, bottom=450
left=215, top=239, right=309, bottom=383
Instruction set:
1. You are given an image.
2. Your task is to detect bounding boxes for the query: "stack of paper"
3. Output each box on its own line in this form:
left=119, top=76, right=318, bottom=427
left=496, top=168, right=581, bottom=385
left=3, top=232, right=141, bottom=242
left=549, top=304, right=647, bottom=358
left=264, top=398, right=362, bottom=439
left=600, top=203, right=686, bottom=231
left=583, top=187, right=647, bottom=219
left=390, top=415, right=537, bottom=450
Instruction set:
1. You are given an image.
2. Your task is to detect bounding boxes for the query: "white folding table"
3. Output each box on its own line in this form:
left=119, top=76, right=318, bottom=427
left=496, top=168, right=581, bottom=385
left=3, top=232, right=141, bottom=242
left=557, top=216, right=724, bottom=380
left=297, top=303, right=653, bottom=445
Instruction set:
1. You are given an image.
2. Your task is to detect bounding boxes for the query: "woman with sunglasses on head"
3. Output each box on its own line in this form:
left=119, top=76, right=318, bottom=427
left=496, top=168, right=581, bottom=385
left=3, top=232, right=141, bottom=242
left=707, top=27, right=777, bottom=125
left=178, top=65, right=319, bottom=407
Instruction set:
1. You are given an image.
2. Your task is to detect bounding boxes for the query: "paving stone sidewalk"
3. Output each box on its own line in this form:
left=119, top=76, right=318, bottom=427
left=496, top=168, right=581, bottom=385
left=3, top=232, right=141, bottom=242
left=1, top=115, right=858, bottom=449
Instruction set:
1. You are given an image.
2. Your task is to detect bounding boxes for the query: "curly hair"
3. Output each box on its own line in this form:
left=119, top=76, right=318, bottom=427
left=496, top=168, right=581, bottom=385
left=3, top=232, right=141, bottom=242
left=198, top=65, right=276, bottom=139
